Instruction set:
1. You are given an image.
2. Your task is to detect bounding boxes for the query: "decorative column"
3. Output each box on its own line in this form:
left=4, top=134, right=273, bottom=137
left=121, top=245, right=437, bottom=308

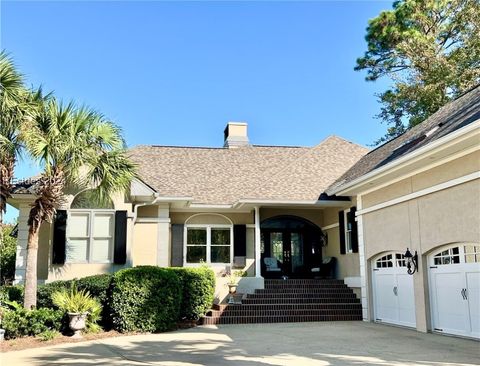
left=254, top=206, right=262, bottom=278
left=356, top=195, right=370, bottom=321
left=157, top=204, right=171, bottom=267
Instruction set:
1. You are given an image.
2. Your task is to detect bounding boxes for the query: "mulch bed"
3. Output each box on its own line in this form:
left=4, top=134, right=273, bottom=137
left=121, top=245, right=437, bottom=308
left=0, top=321, right=199, bottom=352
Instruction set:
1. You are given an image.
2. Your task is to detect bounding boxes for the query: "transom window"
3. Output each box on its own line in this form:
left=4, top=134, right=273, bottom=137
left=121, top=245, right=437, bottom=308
left=432, top=244, right=480, bottom=265
left=186, top=226, right=232, bottom=265
left=375, top=253, right=407, bottom=268
left=66, top=210, right=115, bottom=263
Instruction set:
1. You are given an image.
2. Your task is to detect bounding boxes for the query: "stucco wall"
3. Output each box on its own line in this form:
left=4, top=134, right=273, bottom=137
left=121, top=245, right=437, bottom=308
left=170, top=212, right=254, bottom=225
left=363, top=151, right=480, bottom=208
left=132, top=222, right=158, bottom=266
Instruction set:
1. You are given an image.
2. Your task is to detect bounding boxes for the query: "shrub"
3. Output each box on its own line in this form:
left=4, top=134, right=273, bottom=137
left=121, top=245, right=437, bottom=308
left=171, top=267, right=215, bottom=320
left=37, top=280, right=70, bottom=309
left=2, top=307, right=63, bottom=339
left=109, top=266, right=182, bottom=332
left=1, top=225, right=17, bottom=285
left=0, top=285, right=24, bottom=303
left=37, top=274, right=112, bottom=310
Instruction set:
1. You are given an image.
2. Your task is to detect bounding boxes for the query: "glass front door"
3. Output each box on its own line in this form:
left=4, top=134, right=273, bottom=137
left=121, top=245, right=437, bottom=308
left=263, top=230, right=305, bottom=277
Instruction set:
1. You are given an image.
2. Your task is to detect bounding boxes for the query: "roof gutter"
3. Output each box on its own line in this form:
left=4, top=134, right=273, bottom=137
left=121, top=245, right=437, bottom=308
left=327, top=119, right=480, bottom=196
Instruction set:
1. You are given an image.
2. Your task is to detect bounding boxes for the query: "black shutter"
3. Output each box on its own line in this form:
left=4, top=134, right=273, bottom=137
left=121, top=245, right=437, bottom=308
left=233, top=225, right=247, bottom=257
left=114, top=211, right=127, bottom=264
left=338, top=210, right=346, bottom=255
left=350, top=206, right=359, bottom=253
left=171, top=224, right=184, bottom=267
left=52, top=210, right=67, bottom=264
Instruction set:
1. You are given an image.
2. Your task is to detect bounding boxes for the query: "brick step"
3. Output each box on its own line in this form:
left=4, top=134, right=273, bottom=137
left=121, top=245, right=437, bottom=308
left=265, top=282, right=348, bottom=289
left=242, top=296, right=360, bottom=305
left=202, top=314, right=362, bottom=325
left=248, top=292, right=357, bottom=299
left=209, top=308, right=362, bottom=317
left=264, top=279, right=344, bottom=284
left=242, top=297, right=361, bottom=304
left=256, top=288, right=351, bottom=294
left=213, top=303, right=362, bottom=311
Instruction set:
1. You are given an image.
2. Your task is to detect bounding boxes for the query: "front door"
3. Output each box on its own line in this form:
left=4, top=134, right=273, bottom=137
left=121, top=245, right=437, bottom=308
left=264, top=230, right=305, bottom=277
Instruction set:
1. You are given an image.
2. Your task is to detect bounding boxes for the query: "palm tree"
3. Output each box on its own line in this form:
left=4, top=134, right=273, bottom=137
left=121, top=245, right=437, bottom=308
left=0, top=51, right=30, bottom=229
left=21, top=97, right=136, bottom=309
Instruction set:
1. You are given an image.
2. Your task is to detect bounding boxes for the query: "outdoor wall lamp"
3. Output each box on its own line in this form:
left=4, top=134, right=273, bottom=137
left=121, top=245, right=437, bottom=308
left=404, top=248, right=418, bottom=275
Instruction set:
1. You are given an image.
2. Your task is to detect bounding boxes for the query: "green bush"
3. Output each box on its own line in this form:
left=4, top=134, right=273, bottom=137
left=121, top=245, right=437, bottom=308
left=0, top=285, right=24, bottom=303
left=171, top=267, right=215, bottom=320
left=1, top=225, right=17, bottom=285
left=37, top=280, right=70, bottom=309
left=2, top=307, right=63, bottom=339
left=37, top=274, right=112, bottom=310
left=109, top=266, right=182, bottom=332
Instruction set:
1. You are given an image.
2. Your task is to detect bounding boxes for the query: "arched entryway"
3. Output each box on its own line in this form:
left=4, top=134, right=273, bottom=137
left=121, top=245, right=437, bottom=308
left=260, top=215, right=324, bottom=278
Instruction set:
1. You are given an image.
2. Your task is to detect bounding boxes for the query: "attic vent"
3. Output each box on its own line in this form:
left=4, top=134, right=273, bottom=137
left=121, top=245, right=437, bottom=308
left=224, top=122, right=249, bottom=148
left=425, top=123, right=444, bottom=138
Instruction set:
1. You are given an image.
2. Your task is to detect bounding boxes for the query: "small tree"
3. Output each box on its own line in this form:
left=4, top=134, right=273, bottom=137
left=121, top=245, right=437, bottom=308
left=355, top=0, right=480, bottom=144
left=21, top=97, right=136, bottom=309
left=0, top=51, right=32, bottom=230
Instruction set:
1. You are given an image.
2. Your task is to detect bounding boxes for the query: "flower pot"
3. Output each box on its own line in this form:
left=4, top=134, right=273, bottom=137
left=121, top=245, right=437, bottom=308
left=68, top=312, right=88, bottom=338
left=227, top=283, right=237, bottom=294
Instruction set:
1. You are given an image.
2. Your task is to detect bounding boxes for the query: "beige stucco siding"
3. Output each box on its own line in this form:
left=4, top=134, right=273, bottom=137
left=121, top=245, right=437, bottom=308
left=132, top=222, right=158, bottom=266
left=363, top=151, right=480, bottom=208
left=363, top=179, right=480, bottom=259
left=170, top=212, right=254, bottom=225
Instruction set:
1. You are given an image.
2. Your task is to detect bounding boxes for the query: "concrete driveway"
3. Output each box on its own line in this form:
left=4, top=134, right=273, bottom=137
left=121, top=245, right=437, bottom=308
left=2, top=322, right=479, bottom=366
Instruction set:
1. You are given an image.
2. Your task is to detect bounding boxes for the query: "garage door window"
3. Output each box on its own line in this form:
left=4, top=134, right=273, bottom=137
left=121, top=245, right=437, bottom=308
left=376, top=253, right=406, bottom=268
left=432, top=245, right=480, bottom=265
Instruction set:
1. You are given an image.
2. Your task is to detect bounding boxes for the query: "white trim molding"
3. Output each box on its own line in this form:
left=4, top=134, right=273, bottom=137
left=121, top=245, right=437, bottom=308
left=358, top=172, right=480, bottom=216
left=322, top=223, right=339, bottom=231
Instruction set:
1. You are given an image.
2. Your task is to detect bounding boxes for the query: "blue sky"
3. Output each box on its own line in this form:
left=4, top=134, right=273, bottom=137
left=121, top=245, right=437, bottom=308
left=1, top=0, right=392, bottom=222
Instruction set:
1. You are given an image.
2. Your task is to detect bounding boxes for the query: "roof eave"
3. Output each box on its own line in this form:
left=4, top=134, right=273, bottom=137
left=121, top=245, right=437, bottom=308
left=327, top=119, right=480, bottom=196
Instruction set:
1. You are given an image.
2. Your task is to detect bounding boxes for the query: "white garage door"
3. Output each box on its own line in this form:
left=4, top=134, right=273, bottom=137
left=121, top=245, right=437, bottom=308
left=429, top=244, right=480, bottom=339
left=372, top=253, right=416, bottom=328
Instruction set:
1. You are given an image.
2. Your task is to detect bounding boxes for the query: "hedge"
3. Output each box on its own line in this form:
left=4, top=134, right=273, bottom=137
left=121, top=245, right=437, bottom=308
left=37, top=274, right=113, bottom=309
left=2, top=307, right=63, bottom=339
left=171, top=267, right=215, bottom=320
left=109, top=266, right=183, bottom=332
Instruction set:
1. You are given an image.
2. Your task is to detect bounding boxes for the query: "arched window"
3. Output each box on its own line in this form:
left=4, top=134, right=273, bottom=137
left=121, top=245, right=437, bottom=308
left=70, top=190, right=114, bottom=209
left=374, top=252, right=407, bottom=269
left=66, top=190, right=115, bottom=263
left=184, top=214, right=233, bottom=266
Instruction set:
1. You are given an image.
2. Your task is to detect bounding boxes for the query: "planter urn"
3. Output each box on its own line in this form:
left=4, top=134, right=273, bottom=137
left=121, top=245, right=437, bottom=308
left=68, top=312, right=88, bottom=338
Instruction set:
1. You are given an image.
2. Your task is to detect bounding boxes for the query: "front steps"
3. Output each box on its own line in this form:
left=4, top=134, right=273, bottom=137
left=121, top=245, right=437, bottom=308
left=202, top=279, right=362, bottom=325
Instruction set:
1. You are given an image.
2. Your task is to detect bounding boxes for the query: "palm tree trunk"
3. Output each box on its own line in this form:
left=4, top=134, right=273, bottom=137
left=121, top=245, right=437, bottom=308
left=24, top=224, right=40, bottom=309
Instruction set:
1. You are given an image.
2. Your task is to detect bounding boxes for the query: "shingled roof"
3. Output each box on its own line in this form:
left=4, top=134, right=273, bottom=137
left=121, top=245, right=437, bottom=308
left=328, top=84, right=480, bottom=194
left=129, top=136, right=368, bottom=205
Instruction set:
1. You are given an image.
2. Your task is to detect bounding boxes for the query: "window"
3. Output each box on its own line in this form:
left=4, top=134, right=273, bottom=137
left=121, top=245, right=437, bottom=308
left=376, top=254, right=393, bottom=268
left=375, top=253, right=407, bottom=269
left=433, top=247, right=460, bottom=265
left=432, top=244, right=480, bottom=265
left=344, top=210, right=353, bottom=253
left=66, top=211, right=115, bottom=263
left=186, top=226, right=232, bottom=264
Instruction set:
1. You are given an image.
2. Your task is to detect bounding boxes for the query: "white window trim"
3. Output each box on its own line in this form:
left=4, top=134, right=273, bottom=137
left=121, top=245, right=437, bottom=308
left=183, top=224, right=234, bottom=267
left=66, top=209, right=116, bottom=264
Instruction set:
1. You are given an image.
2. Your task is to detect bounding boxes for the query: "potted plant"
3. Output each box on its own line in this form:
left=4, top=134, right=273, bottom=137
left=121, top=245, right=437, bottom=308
left=225, top=270, right=246, bottom=304
left=52, top=283, right=101, bottom=338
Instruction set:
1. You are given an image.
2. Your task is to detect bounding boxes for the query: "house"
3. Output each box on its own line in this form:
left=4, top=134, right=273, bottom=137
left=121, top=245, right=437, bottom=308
left=8, top=85, right=479, bottom=338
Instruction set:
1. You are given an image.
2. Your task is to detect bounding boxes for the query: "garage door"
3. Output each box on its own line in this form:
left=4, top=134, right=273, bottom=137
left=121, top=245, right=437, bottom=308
left=429, top=244, right=480, bottom=339
left=372, top=252, right=416, bottom=328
